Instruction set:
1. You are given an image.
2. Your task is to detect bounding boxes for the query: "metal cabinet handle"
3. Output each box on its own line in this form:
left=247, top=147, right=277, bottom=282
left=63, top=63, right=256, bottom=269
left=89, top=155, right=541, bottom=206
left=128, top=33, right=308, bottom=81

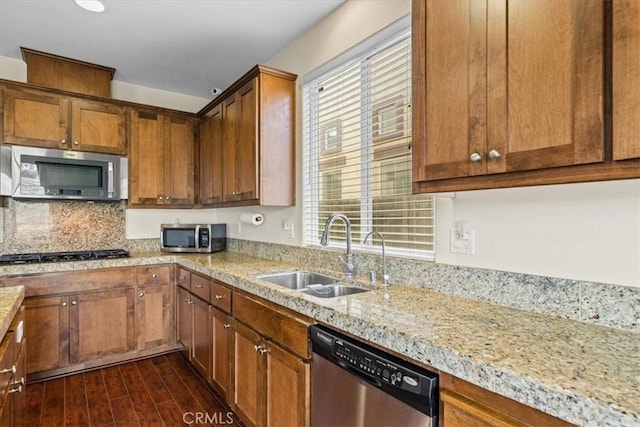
left=488, top=149, right=501, bottom=159
left=259, top=347, right=270, bottom=355
left=195, top=284, right=203, bottom=289
left=254, top=344, right=263, bottom=352
left=71, top=300, right=77, bottom=306
left=62, top=302, right=68, bottom=307
left=0, top=365, right=16, bottom=375
left=470, top=152, right=482, bottom=162
left=8, top=377, right=24, bottom=394
left=223, top=323, right=231, bottom=329
left=215, top=294, right=224, bottom=300
left=139, top=291, right=145, bottom=298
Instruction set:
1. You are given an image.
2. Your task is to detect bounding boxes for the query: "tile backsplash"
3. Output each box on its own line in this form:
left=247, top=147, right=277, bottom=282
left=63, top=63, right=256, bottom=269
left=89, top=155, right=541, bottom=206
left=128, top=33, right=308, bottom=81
left=0, top=198, right=126, bottom=253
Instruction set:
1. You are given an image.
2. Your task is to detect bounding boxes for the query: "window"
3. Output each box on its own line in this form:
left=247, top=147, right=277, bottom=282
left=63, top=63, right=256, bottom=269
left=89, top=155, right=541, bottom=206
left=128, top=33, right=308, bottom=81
left=303, top=18, right=435, bottom=259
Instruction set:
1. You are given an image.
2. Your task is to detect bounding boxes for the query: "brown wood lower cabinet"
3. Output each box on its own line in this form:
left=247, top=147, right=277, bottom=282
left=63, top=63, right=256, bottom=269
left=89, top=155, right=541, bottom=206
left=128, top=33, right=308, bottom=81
left=232, top=292, right=311, bottom=427
left=441, top=374, right=574, bottom=427
left=0, top=306, right=26, bottom=427
left=2, top=265, right=177, bottom=381
left=176, top=274, right=211, bottom=381
left=211, top=306, right=232, bottom=402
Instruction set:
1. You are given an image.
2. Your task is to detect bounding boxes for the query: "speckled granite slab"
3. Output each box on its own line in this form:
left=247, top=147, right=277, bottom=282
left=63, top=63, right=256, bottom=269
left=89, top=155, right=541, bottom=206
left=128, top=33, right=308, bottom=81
left=227, top=239, right=640, bottom=333
left=0, top=286, right=25, bottom=339
left=0, top=251, right=636, bottom=426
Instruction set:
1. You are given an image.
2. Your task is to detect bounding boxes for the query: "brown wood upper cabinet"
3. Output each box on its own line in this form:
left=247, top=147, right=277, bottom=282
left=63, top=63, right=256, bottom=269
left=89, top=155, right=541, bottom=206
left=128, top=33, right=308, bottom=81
left=129, top=109, right=196, bottom=207
left=199, top=65, right=296, bottom=207
left=3, top=87, right=126, bottom=155
left=412, top=0, right=639, bottom=192
left=613, top=0, right=640, bottom=160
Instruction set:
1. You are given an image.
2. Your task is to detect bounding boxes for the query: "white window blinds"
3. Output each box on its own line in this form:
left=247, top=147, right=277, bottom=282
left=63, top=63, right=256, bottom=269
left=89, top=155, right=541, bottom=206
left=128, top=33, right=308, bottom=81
left=303, top=22, right=435, bottom=259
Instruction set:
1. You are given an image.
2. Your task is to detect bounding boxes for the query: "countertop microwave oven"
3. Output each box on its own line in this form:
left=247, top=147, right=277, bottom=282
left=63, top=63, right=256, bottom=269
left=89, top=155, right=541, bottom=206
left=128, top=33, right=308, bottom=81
left=0, top=145, right=127, bottom=201
left=161, top=223, right=226, bottom=253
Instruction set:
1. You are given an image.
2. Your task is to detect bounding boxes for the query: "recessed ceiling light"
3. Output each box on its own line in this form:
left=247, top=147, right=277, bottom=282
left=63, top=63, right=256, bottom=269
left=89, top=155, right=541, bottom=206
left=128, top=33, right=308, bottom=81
left=74, top=0, right=105, bottom=13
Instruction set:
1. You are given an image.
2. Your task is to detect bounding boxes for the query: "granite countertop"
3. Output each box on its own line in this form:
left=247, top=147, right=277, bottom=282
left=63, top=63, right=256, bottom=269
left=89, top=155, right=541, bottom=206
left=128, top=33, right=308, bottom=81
left=1, top=251, right=638, bottom=426
left=0, top=286, right=25, bottom=340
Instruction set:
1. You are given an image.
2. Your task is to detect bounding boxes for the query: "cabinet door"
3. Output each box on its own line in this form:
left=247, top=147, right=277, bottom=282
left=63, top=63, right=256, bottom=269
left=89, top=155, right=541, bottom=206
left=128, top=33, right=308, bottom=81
left=12, top=340, right=26, bottom=427
left=441, top=390, right=522, bottom=427
left=493, top=0, right=603, bottom=173
left=24, top=295, right=70, bottom=374
left=414, top=0, right=604, bottom=182
left=3, top=89, right=69, bottom=149
left=191, top=296, right=210, bottom=380
left=414, top=0, right=488, bottom=181
left=164, top=114, right=195, bottom=205
left=211, top=307, right=232, bottom=401
left=236, top=78, right=259, bottom=201
left=70, top=99, right=126, bottom=155
left=265, top=342, right=310, bottom=427
left=233, top=321, right=265, bottom=427
left=222, top=93, right=239, bottom=202
left=176, top=287, right=193, bottom=353
left=613, top=0, right=640, bottom=160
left=70, top=288, right=136, bottom=363
left=200, top=105, right=224, bottom=205
left=136, top=284, right=172, bottom=350
left=129, top=110, right=165, bottom=205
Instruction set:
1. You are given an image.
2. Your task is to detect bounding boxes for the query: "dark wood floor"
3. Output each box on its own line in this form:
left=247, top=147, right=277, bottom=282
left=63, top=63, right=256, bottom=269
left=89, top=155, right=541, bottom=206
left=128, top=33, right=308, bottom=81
left=24, top=352, right=241, bottom=427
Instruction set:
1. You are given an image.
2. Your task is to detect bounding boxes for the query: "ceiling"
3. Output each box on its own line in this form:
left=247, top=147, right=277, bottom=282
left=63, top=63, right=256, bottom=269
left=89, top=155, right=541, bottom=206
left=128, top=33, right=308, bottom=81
left=0, top=0, right=345, bottom=98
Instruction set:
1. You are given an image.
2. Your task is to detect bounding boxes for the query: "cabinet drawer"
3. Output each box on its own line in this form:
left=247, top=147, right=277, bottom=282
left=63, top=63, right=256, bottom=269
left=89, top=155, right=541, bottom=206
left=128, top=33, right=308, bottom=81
left=190, top=274, right=210, bottom=302
left=0, top=330, right=14, bottom=396
left=210, top=282, right=232, bottom=313
left=234, top=293, right=310, bottom=359
left=176, top=268, right=191, bottom=289
left=137, top=266, right=171, bottom=286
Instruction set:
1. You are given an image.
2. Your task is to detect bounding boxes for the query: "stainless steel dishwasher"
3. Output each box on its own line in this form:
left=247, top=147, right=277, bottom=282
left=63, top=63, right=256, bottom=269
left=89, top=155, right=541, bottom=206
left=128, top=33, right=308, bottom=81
left=310, top=325, right=439, bottom=427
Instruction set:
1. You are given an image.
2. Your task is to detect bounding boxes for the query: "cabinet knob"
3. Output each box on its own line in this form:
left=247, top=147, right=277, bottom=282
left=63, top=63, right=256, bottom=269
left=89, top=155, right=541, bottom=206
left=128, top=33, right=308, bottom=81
left=488, top=149, right=501, bottom=160
left=71, top=300, right=77, bottom=306
left=73, top=141, right=79, bottom=145
left=159, top=196, right=164, bottom=201
left=152, top=273, right=157, bottom=278
left=139, top=291, right=145, bottom=298
left=259, top=347, right=270, bottom=355
left=62, top=302, right=68, bottom=307
left=61, top=139, right=67, bottom=144
left=166, top=196, right=171, bottom=200
left=253, top=344, right=263, bottom=352
left=215, top=294, right=224, bottom=300
left=223, top=323, right=231, bottom=329
left=0, top=365, right=16, bottom=375
left=195, top=284, right=203, bottom=289
left=470, top=152, right=482, bottom=162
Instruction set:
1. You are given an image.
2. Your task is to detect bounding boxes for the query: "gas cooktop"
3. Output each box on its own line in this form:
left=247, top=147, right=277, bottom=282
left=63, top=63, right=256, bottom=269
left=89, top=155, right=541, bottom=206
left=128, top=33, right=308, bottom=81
left=0, top=249, right=130, bottom=265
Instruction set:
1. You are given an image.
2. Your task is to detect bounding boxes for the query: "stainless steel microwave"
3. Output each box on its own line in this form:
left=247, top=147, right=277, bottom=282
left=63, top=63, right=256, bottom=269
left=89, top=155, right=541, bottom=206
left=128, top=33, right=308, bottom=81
left=161, top=223, right=227, bottom=253
left=0, top=145, right=127, bottom=201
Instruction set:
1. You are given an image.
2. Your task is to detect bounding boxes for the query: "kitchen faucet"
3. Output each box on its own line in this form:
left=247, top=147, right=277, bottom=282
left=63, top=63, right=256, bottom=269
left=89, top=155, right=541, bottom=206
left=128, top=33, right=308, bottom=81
left=363, top=231, right=389, bottom=286
left=320, top=213, right=356, bottom=278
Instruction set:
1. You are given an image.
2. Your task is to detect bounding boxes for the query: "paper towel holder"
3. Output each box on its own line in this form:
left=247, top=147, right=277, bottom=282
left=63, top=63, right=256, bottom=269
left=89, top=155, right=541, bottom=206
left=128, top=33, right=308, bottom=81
left=240, top=212, right=264, bottom=226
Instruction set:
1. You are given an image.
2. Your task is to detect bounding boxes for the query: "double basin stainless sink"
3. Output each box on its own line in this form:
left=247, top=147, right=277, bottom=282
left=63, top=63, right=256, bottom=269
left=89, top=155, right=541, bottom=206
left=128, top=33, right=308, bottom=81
left=255, top=270, right=369, bottom=298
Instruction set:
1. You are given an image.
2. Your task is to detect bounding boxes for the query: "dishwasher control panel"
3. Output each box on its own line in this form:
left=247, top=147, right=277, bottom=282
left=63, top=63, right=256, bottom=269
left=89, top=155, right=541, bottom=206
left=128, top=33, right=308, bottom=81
left=333, top=337, right=427, bottom=393
left=310, top=324, right=439, bottom=419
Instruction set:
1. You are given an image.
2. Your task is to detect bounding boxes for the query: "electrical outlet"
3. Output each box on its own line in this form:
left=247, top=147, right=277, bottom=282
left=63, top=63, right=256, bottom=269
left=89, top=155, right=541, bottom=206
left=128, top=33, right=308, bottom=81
left=450, top=228, right=475, bottom=255
left=283, top=219, right=295, bottom=239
